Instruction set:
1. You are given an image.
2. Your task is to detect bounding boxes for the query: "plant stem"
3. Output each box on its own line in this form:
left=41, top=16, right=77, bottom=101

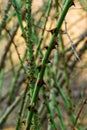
left=0, top=91, right=24, bottom=126
left=35, top=0, right=52, bottom=58
left=25, top=0, right=73, bottom=129
left=25, top=0, right=36, bottom=129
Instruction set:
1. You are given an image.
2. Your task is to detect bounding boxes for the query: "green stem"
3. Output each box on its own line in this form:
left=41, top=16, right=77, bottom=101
left=0, top=91, right=24, bottom=125
left=16, top=84, right=29, bottom=130
left=53, top=94, right=66, bottom=130
left=0, top=0, right=11, bottom=35
left=53, top=71, right=82, bottom=130
left=8, top=50, right=27, bottom=104
left=10, top=0, right=25, bottom=36
left=35, top=0, right=52, bottom=58
left=60, top=34, right=72, bottom=108
left=25, top=0, right=36, bottom=129
left=0, top=70, right=4, bottom=98
left=45, top=98, right=57, bottom=129
left=25, top=0, right=73, bottom=129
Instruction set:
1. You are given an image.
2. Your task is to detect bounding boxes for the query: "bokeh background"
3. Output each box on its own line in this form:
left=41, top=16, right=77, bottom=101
left=0, top=0, right=87, bottom=130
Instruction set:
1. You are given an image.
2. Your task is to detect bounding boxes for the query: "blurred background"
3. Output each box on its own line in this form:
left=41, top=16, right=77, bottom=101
left=0, top=0, right=87, bottom=130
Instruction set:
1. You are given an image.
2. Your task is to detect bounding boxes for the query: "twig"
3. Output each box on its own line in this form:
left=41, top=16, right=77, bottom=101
left=64, top=21, right=80, bottom=61
left=0, top=0, right=11, bottom=35
left=65, top=30, right=87, bottom=53
left=72, top=97, right=87, bottom=130
left=0, top=91, right=24, bottom=127
left=0, top=23, right=19, bottom=70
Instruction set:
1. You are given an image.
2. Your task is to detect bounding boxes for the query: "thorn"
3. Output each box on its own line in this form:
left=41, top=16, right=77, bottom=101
left=54, top=37, right=58, bottom=46
left=69, top=0, right=75, bottom=7
left=43, top=94, right=49, bottom=99
left=34, top=108, right=37, bottom=113
left=22, top=119, right=26, bottom=125
left=42, top=80, right=46, bottom=85
left=54, top=15, right=59, bottom=20
left=38, top=97, right=41, bottom=101
left=27, top=103, right=35, bottom=110
left=47, top=28, right=56, bottom=34
left=44, top=46, right=49, bottom=50
left=27, top=105, right=31, bottom=110
left=30, top=39, right=34, bottom=43
left=48, top=60, right=51, bottom=64
left=27, top=92, right=30, bottom=96
left=37, top=64, right=42, bottom=71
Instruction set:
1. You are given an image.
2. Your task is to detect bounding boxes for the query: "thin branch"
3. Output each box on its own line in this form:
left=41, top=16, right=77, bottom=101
left=0, top=23, right=19, bottom=70
left=64, top=20, right=80, bottom=61
left=72, top=97, right=87, bottom=130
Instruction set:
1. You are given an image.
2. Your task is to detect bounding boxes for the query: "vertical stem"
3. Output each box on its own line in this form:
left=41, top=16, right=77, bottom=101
left=35, top=0, right=52, bottom=58
left=0, top=70, right=4, bottom=98
left=0, top=0, right=11, bottom=35
left=25, top=0, right=74, bottom=129
left=60, top=34, right=72, bottom=108
left=25, top=0, right=36, bottom=129
left=26, top=0, right=35, bottom=97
